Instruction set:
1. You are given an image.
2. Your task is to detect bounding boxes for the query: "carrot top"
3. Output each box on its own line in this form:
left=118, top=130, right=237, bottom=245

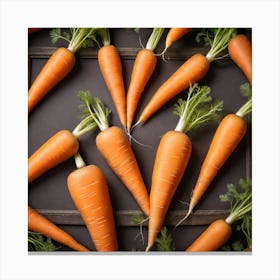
left=174, top=83, right=223, bottom=133
left=50, top=28, right=97, bottom=53
left=79, top=90, right=111, bottom=131
left=236, top=83, right=252, bottom=118
left=220, top=178, right=252, bottom=238
left=196, top=28, right=237, bottom=62
left=145, top=28, right=165, bottom=51
left=28, top=231, right=58, bottom=251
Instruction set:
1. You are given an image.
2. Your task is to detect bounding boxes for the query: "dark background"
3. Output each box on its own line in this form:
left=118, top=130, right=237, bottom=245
left=28, top=28, right=251, bottom=252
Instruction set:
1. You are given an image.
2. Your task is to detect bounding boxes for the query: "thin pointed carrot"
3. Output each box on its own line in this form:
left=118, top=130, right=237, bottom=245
left=164, top=28, right=192, bottom=51
left=178, top=88, right=252, bottom=224
left=79, top=91, right=150, bottom=216
left=28, top=206, right=89, bottom=251
left=126, top=28, right=164, bottom=133
left=28, top=28, right=97, bottom=112
left=146, top=84, right=223, bottom=251
left=228, top=34, right=252, bottom=84
left=67, top=153, right=118, bottom=251
left=97, top=29, right=126, bottom=127
left=136, top=28, right=236, bottom=125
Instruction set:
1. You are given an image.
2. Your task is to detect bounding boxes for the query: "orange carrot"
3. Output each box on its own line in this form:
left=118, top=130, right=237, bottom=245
left=177, top=88, right=252, bottom=225
left=28, top=115, right=96, bottom=183
left=187, top=219, right=232, bottom=251
left=228, top=34, right=252, bottom=84
left=79, top=91, right=150, bottom=216
left=186, top=179, right=252, bottom=251
left=28, top=28, right=97, bottom=112
left=164, top=28, right=192, bottom=51
left=126, top=28, right=164, bottom=133
left=67, top=153, right=118, bottom=251
left=136, top=28, right=236, bottom=125
left=28, top=206, right=89, bottom=251
left=97, top=29, right=126, bottom=127
left=146, top=84, right=223, bottom=251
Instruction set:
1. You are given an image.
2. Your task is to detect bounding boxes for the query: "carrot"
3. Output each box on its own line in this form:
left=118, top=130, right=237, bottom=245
left=28, top=28, right=97, bottom=112
left=79, top=91, right=150, bottom=216
left=161, top=28, right=192, bottom=56
left=228, top=34, right=252, bottom=84
left=96, top=28, right=127, bottom=128
left=28, top=114, right=96, bottom=183
left=67, top=153, right=118, bottom=251
left=28, top=206, right=89, bottom=251
left=146, top=84, right=223, bottom=251
left=136, top=28, right=236, bottom=125
left=177, top=84, right=252, bottom=225
left=126, top=28, right=164, bottom=133
left=186, top=178, right=252, bottom=251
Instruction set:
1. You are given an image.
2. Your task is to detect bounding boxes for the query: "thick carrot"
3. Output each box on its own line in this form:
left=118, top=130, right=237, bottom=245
left=97, top=29, right=126, bottom=127
left=165, top=28, right=192, bottom=49
left=28, top=115, right=96, bottom=183
left=28, top=206, right=89, bottom=251
left=96, top=126, right=150, bottom=216
left=136, top=28, right=236, bottom=125
left=178, top=92, right=252, bottom=224
left=28, top=28, right=97, bottom=112
left=79, top=92, right=150, bottom=216
left=126, top=28, right=164, bottom=133
left=186, top=219, right=232, bottom=251
left=67, top=159, right=118, bottom=251
left=228, top=34, right=252, bottom=84
left=186, top=179, right=252, bottom=251
left=146, top=84, right=223, bottom=251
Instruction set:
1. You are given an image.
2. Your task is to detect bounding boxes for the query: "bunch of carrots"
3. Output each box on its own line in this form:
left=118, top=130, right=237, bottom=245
left=28, top=27, right=252, bottom=252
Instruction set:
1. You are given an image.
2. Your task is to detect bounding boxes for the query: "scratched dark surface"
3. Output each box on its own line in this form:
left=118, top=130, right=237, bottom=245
left=28, top=28, right=252, bottom=252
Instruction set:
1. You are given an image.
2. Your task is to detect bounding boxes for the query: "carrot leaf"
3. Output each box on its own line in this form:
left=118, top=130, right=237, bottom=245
left=95, top=28, right=111, bottom=46
left=145, top=28, right=165, bottom=51
left=155, top=227, right=175, bottom=251
left=72, top=115, right=97, bottom=138
left=131, top=213, right=145, bottom=225
left=222, top=178, right=252, bottom=225
left=78, top=90, right=111, bottom=131
left=236, top=83, right=252, bottom=118
left=28, top=231, right=58, bottom=251
left=174, top=83, right=223, bottom=133
left=201, top=28, right=237, bottom=62
left=50, top=28, right=71, bottom=44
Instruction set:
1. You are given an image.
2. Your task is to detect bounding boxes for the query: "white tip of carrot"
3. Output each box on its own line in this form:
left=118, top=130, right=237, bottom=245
left=145, top=244, right=152, bottom=252
left=174, top=207, right=193, bottom=229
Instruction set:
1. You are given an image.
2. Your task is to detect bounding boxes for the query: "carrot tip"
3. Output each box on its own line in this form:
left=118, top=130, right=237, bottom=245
left=175, top=206, right=193, bottom=228
left=145, top=244, right=152, bottom=252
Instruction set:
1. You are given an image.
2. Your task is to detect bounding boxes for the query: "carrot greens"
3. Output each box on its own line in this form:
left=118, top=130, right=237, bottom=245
left=50, top=28, right=97, bottom=53
left=28, top=231, right=58, bottom=251
left=196, top=28, right=237, bottom=62
left=174, top=83, right=223, bottom=133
